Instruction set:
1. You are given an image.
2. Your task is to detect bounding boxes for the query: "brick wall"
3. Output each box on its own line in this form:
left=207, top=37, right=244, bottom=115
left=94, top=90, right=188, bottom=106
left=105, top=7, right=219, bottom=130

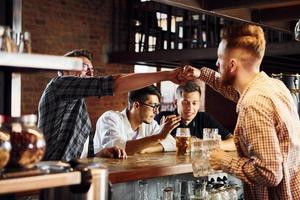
left=21, top=0, right=133, bottom=128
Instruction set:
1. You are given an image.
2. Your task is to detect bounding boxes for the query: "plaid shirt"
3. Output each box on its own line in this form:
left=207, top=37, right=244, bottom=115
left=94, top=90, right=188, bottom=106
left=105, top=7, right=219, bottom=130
left=200, top=67, right=300, bottom=200
left=38, top=75, right=114, bottom=161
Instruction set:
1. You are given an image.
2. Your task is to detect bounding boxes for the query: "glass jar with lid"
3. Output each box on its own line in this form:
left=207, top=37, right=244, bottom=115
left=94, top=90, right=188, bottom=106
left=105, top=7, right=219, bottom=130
left=0, top=115, right=11, bottom=170
left=8, top=114, right=46, bottom=169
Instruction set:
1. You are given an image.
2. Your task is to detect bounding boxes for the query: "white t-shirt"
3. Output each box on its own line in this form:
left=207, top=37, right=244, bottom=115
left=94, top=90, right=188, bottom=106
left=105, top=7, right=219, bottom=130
left=80, top=138, right=89, bottom=158
left=94, top=109, right=176, bottom=154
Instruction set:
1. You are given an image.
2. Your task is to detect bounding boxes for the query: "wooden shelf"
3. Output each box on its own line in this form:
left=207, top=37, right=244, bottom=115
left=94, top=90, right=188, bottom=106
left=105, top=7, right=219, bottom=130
left=0, top=171, right=81, bottom=194
left=0, top=52, right=82, bottom=71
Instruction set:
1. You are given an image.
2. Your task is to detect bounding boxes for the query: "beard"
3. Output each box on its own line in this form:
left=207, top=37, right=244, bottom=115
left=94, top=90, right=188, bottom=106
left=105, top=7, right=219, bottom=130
left=221, top=67, right=236, bottom=86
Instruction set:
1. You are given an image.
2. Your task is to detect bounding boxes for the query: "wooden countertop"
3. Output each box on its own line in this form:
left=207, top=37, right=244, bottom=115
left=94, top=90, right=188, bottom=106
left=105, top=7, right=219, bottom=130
left=87, top=152, right=193, bottom=184
left=0, top=171, right=81, bottom=194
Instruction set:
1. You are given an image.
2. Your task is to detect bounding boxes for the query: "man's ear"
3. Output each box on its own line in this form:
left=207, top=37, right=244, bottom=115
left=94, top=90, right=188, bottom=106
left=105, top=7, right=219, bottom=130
left=133, top=101, right=140, bottom=109
left=173, top=99, right=178, bottom=108
left=230, top=59, right=238, bottom=73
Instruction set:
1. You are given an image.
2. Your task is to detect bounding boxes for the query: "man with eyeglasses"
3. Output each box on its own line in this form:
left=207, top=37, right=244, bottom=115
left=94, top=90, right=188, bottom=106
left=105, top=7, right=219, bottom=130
left=94, top=85, right=181, bottom=155
left=38, top=49, right=183, bottom=161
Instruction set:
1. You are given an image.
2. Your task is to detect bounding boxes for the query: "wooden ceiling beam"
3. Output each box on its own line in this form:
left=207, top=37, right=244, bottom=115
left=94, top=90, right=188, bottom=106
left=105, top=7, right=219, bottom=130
left=252, top=5, right=300, bottom=22
left=108, top=42, right=300, bottom=69
left=108, top=48, right=217, bottom=65
left=109, top=41, right=300, bottom=63
left=205, top=0, right=300, bottom=10
left=152, top=0, right=204, bottom=10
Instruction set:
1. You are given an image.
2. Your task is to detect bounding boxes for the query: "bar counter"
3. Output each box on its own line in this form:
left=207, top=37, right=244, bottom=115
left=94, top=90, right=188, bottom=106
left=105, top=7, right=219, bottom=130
left=86, top=152, right=193, bottom=184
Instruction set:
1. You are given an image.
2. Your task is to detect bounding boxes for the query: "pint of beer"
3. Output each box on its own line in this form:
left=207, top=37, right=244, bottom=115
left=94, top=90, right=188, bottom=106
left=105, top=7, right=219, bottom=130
left=176, top=128, right=191, bottom=156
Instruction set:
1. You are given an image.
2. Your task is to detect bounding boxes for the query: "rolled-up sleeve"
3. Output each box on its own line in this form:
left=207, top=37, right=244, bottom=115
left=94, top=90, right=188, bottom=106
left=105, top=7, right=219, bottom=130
left=151, top=122, right=176, bottom=152
left=159, top=134, right=176, bottom=151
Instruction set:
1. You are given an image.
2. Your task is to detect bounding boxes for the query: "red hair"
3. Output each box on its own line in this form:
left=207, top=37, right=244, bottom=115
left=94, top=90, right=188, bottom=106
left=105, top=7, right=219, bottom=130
left=221, top=24, right=266, bottom=59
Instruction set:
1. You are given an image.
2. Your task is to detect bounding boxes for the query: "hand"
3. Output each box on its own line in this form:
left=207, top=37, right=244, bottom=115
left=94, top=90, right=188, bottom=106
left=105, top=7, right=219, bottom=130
left=168, top=67, right=186, bottom=84
left=139, top=144, right=164, bottom=154
left=95, top=146, right=127, bottom=159
left=158, top=115, right=181, bottom=139
left=219, top=136, right=237, bottom=152
left=209, top=149, right=228, bottom=170
left=180, top=65, right=201, bottom=81
left=159, top=115, right=165, bottom=125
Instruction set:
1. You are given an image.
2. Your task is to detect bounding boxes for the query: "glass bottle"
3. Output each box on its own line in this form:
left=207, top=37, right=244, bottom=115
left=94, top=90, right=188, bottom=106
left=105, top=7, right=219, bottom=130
left=0, top=115, right=11, bottom=170
left=138, top=180, right=149, bottom=200
left=162, top=186, right=173, bottom=200
left=23, top=31, right=32, bottom=53
left=227, top=185, right=238, bottom=200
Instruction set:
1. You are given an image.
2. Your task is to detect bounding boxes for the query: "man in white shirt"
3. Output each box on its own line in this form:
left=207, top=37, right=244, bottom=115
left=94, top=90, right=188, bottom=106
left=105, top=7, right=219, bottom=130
left=94, top=85, right=180, bottom=155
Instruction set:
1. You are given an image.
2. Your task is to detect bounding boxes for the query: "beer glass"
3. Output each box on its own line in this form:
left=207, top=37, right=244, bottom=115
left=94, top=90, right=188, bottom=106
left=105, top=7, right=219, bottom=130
left=175, top=128, right=191, bottom=156
left=203, top=128, right=219, bottom=140
left=191, top=140, right=211, bottom=177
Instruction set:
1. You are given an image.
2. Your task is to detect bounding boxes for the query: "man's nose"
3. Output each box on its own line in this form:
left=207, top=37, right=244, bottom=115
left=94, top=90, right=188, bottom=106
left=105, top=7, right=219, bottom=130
left=186, top=102, right=192, bottom=109
left=153, top=108, right=160, bottom=114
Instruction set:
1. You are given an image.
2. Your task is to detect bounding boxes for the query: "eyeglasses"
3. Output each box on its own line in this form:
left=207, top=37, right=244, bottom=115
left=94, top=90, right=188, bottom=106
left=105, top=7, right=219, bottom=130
left=140, top=102, right=161, bottom=111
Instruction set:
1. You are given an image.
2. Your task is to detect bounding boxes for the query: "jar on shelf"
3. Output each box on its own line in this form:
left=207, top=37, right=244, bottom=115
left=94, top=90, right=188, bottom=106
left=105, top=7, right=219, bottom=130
left=0, top=115, right=11, bottom=170
left=8, top=114, right=46, bottom=169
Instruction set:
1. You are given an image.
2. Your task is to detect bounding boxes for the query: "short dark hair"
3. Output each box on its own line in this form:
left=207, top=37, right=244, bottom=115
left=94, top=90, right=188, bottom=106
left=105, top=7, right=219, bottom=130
left=128, top=85, right=161, bottom=105
left=176, top=81, right=201, bottom=98
left=64, top=49, right=93, bottom=61
left=58, top=49, right=93, bottom=76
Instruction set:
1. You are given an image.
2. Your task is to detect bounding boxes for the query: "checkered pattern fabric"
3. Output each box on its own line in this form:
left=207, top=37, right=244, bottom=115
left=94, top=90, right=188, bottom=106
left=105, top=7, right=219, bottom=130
left=200, top=67, right=300, bottom=200
left=38, top=75, right=114, bottom=161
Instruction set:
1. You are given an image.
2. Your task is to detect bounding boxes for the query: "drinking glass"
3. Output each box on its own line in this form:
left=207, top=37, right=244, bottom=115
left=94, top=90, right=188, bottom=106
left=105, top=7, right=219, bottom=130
left=162, top=186, right=174, bottom=200
left=174, top=179, right=182, bottom=200
left=191, top=140, right=211, bottom=177
left=203, top=128, right=219, bottom=140
left=174, top=179, right=188, bottom=200
left=187, top=180, right=195, bottom=198
left=176, top=128, right=191, bottom=156
left=227, top=186, right=238, bottom=200
left=156, top=182, right=164, bottom=200
left=137, top=180, right=149, bottom=200
left=190, top=180, right=207, bottom=200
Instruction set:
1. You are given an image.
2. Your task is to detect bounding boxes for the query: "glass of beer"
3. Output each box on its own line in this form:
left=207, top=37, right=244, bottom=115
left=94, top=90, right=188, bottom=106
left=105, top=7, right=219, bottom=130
left=176, top=128, right=191, bottom=156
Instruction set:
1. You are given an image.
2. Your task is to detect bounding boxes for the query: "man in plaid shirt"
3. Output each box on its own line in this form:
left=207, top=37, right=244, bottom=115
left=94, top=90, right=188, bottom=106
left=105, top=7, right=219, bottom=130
left=38, top=49, right=183, bottom=161
left=181, top=25, right=300, bottom=199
